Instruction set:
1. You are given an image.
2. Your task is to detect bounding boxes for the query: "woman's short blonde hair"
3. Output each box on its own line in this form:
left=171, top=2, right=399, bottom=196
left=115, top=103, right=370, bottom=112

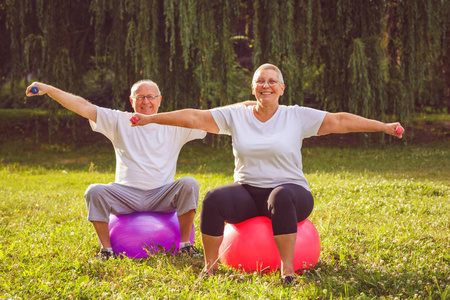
left=252, top=63, right=284, bottom=85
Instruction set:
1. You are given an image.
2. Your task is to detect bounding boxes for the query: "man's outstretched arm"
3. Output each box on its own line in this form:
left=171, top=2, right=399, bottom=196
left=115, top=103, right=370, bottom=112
left=26, top=82, right=97, bottom=122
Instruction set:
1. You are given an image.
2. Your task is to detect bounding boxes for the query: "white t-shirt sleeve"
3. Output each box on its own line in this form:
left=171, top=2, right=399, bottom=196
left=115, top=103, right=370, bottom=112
left=182, top=127, right=207, bottom=142
left=293, top=106, right=327, bottom=138
left=210, top=104, right=243, bottom=135
left=89, top=106, right=121, bottom=142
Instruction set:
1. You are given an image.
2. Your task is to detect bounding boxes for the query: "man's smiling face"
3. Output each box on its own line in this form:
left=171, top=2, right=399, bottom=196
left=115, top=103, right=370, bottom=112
left=130, top=82, right=162, bottom=115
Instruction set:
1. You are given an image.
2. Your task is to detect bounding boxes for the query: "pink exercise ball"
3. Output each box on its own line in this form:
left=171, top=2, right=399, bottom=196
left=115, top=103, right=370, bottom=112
left=218, top=217, right=320, bottom=273
left=109, top=211, right=195, bottom=259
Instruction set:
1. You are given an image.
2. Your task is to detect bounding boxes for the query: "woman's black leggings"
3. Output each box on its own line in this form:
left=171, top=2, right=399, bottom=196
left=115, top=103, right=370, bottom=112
left=200, top=183, right=314, bottom=236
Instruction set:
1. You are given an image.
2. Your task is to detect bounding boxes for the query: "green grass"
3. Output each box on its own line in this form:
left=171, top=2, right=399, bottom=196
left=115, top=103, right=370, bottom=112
left=0, top=141, right=449, bottom=299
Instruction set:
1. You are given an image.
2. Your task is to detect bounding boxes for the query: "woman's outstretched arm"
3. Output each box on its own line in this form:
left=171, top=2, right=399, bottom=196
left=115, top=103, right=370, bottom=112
left=317, top=112, right=404, bottom=138
left=130, top=109, right=220, bottom=134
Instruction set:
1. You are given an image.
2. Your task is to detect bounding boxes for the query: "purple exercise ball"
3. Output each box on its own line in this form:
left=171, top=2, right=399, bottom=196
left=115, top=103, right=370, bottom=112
left=109, top=211, right=195, bottom=259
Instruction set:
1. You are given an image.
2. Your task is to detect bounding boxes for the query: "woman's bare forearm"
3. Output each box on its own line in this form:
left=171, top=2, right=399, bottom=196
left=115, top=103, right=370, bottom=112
left=318, top=112, right=403, bottom=138
left=131, top=109, right=219, bottom=133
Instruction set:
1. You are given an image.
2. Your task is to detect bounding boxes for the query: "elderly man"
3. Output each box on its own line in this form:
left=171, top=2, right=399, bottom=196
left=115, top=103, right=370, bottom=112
left=26, top=80, right=206, bottom=260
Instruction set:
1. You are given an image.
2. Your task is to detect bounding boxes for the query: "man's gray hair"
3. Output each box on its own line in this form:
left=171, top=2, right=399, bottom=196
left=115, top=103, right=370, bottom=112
left=130, top=79, right=161, bottom=98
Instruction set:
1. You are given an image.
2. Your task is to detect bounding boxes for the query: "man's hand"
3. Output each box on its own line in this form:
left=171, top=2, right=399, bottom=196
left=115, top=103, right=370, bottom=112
left=25, top=82, right=97, bottom=122
left=26, top=82, right=48, bottom=97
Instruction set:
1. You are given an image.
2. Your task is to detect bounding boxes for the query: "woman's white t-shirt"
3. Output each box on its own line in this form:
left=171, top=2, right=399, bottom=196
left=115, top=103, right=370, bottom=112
left=90, top=106, right=206, bottom=190
left=210, top=104, right=327, bottom=190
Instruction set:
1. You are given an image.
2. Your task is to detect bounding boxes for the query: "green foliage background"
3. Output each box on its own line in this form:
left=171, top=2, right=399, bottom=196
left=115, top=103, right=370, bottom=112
left=1, top=0, right=449, bottom=123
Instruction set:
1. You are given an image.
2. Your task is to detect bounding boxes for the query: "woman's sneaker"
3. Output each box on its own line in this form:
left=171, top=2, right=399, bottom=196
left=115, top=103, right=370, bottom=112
left=281, top=275, right=299, bottom=286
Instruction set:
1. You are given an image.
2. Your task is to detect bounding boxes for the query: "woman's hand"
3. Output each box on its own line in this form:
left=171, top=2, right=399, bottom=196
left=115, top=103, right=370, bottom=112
left=130, top=113, right=151, bottom=126
left=385, top=122, right=404, bottom=139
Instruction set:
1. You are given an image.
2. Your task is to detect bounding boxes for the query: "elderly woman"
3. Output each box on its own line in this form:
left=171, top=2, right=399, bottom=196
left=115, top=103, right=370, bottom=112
left=131, top=63, right=404, bottom=284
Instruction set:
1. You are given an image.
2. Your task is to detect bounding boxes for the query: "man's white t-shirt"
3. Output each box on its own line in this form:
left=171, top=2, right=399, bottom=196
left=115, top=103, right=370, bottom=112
left=210, top=104, right=327, bottom=190
left=90, top=106, right=206, bottom=190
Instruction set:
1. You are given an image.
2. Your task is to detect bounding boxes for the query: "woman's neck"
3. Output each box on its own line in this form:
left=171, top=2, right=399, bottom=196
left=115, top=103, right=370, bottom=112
left=253, top=102, right=279, bottom=123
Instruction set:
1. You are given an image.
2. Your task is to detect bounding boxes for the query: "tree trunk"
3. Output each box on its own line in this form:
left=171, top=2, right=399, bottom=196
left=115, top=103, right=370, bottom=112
left=442, top=29, right=450, bottom=114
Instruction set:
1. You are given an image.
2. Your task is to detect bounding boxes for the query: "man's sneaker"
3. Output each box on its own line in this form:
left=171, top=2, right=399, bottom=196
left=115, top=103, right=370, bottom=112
left=177, top=243, right=202, bottom=258
left=96, top=249, right=118, bottom=261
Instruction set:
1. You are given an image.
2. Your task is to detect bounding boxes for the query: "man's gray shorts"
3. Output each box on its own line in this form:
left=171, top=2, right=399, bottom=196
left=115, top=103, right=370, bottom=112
left=84, top=177, right=200, bottom=223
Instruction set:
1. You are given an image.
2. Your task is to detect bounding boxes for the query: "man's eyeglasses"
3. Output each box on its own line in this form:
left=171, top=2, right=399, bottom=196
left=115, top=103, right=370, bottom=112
left=254, top=80, right=279, bottom=87
left=132, top=94, right=160, bottom=101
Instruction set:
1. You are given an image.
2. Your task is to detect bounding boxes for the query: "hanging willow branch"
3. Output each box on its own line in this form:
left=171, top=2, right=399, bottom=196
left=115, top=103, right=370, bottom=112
left=348, top=38, right=372, bottom=117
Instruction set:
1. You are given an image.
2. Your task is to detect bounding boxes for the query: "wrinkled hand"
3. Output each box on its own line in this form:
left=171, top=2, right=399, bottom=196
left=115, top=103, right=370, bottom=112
left=387, top=122, right=404, bottom=139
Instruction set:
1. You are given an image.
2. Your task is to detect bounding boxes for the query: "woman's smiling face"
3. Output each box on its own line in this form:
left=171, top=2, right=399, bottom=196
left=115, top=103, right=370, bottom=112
left=251, top=68, right=285, bottom=103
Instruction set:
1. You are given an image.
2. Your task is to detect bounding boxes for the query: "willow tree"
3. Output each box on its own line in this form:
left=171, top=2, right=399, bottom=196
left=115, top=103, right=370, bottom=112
left=87, top=0, right=248, bottom=110
left=385, top=0, right=450, bottom=136
left=4, top=0, right=93, bottom=106
left=3, top=0, right=449, bottom=137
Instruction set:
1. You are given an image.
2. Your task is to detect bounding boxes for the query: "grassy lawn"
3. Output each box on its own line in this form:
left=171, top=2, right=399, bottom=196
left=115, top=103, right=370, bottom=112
left=0, top=139, right=449, bottom=299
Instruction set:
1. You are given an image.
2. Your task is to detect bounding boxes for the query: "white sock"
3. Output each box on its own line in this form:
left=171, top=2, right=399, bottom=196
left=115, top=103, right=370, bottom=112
left=179, top=242, right=191, bottom=248
left=102, top=247, right=113, bottom=252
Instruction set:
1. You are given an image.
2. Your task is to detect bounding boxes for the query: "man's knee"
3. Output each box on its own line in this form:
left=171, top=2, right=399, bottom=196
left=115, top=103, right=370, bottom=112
left=84, top=184, right=111, bottom=212
left=174, top=177, right=200, bottom=213
left=176, top=176, right=200, bottom=202
left=84, top=184, right=112, bottom=223
left=177, top=176, right=200, bottom=192
left=85, top=184, right=106, bottom=202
